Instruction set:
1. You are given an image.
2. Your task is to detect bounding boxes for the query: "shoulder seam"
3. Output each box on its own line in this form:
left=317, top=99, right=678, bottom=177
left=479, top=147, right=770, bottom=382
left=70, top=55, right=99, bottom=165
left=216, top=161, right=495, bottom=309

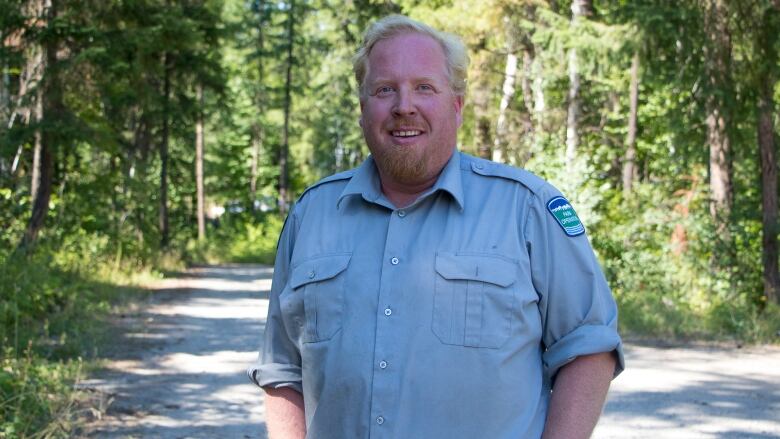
left=299, top=169, right=354, bottom=198
left=463, top=154, right=547, bottom=194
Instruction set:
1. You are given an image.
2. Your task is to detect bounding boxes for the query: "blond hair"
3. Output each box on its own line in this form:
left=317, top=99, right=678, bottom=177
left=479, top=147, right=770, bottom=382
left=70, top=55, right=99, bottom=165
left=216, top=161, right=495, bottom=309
left=352, top=14, right=469, bottom=97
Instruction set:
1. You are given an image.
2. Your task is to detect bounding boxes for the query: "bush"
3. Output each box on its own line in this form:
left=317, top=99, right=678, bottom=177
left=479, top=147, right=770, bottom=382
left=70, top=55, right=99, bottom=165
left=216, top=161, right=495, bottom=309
left=186, top=212, right=284, bottom=265
left=1, top=347, right=85, bottom=438
left=0, top=231, right=153, bottom=437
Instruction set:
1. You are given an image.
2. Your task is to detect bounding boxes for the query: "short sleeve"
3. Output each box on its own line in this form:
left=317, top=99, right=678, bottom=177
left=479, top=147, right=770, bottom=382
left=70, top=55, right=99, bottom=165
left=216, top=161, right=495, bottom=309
left=524, top=185, right=624, bottom=383
left=247, top=209, right=303, bottom=393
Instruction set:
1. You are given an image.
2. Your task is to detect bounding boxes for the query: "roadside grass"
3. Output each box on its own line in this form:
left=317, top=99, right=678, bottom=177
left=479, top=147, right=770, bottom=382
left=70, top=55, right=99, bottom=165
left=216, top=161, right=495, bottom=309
left=0, top=213, right=283, bottom=438
left=0, top=237, right=165, bottom=438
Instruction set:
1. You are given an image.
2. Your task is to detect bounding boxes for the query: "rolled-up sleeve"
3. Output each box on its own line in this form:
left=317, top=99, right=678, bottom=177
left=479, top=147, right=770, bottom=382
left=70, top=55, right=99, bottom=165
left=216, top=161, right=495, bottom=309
left=524, top=185, right=625, bottom=383
left=247, top=209, right=303, bottom=393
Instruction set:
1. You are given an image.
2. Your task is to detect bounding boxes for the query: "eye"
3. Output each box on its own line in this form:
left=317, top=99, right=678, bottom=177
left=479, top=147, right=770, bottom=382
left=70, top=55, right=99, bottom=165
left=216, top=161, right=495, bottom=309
left=417, top=84, right=435, bottom=92
left=374, top=85, right=396, bottom=96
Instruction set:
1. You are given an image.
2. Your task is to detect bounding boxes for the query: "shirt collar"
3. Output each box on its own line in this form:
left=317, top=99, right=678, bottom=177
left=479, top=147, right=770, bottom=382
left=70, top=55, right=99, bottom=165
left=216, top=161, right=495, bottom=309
left=337, top=149, right=464, bottom=211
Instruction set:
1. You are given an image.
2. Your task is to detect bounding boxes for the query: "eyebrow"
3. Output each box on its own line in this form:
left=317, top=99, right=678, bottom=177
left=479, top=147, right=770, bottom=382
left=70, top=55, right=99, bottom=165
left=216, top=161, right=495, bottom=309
left=368, top=75, right=443, bottom=85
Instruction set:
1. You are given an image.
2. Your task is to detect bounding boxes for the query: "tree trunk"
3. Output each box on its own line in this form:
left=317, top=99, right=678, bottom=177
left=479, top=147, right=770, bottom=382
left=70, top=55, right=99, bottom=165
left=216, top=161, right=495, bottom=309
left=757, top=6, right=779, bottom=304
left=702, top=0, right=733, bottom=227
left=250, top=0, right=266, bottom=210
left=492, top=52, right=518, bottom=164
left=530, top=44, right=545, bottom=155
left=279, top=0, right=295, bottom=214
left=758, top=89, right=779, bottom=305
left=250, top=123, right=261, bottom=208
left=0, top=48, right=8, bottom=137
left=472, top=50, right=493, bottom=160
left=21, top=0, right=57, bottom=248
left=492, top=16, right=519, bottom=164
left=623, top=51, right=640, bottom=195
left=565, top=0, right=593, bottom=165
left=9, top=2, right=46, bottom=176
left=195, top=83, right=205, bottom=241
left=159, top=52, right=171, bottom=248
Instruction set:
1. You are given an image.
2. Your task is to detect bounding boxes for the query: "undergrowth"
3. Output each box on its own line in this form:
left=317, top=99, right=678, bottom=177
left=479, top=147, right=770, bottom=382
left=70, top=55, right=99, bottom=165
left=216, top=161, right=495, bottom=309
left=186, top=212, right=283, bottom=265
left=0, top=232, right=163, bottom=438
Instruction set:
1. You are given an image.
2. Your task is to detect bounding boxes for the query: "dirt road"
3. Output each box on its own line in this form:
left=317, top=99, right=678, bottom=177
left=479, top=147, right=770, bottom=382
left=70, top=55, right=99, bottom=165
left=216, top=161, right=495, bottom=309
left=82, top=265, right=780, bottom=438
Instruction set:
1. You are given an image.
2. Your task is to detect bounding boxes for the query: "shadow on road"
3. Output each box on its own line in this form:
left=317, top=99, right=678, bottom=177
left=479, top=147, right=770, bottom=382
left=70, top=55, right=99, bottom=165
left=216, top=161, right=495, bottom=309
left=596, top=345, right=780, bottom=438
left=80, top=265, right=272, bottom=438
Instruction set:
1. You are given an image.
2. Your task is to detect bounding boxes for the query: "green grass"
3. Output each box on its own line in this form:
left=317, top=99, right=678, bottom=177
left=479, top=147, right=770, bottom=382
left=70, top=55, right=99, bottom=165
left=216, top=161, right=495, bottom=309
left=0, top=235, right=159, bottom=438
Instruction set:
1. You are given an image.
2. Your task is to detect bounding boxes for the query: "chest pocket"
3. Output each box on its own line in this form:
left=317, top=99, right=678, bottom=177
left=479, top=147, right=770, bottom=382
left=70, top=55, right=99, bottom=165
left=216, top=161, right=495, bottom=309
left=432, top=252, right=517, bottom=349
left=290, top=253, right=351, bottom=343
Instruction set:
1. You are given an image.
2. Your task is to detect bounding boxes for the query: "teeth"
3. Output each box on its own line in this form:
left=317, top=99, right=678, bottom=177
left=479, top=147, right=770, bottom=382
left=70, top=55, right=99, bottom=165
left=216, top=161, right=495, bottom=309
left=392, top=130, right=421, bottom=137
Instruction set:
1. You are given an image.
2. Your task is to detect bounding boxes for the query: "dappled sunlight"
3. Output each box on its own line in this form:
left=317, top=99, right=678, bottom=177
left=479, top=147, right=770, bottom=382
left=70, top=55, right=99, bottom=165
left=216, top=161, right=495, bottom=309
left=82, top=265, right=270, bottom=438
left=151, top=297, right=269, bottom=319
left=596, top=343, right=780, bottom=438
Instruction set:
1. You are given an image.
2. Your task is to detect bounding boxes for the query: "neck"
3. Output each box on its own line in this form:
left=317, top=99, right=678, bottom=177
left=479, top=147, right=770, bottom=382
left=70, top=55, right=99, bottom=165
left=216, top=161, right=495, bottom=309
left=378, top=173, right=440, bottom=208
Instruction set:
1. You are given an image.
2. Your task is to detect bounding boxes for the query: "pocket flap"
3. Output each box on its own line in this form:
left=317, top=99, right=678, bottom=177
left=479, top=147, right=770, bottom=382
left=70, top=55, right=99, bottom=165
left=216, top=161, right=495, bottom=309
left=435, top=253, right=517, bottom=287
left=291, top=253, right=352, bottom=289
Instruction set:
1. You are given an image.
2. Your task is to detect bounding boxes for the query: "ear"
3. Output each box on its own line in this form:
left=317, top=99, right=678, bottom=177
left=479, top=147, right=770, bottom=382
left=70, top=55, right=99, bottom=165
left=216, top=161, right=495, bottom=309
left=454, top=95, right=464, bottom=127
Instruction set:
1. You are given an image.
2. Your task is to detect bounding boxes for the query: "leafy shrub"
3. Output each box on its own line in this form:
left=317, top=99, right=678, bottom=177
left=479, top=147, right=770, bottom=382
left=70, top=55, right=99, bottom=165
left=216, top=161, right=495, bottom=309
left=1, top=230, right=153, bottom=437
left=186, top=212, right=284, bottom=265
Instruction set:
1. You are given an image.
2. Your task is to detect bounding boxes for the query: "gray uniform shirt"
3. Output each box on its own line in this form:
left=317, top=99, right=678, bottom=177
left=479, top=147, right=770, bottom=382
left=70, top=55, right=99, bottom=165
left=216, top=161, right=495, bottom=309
left=248, top=151, right=624, bottom=439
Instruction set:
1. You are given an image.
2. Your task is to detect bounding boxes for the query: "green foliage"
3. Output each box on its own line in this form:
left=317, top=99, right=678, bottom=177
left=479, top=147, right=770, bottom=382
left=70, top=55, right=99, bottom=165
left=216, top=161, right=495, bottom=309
left=0, top=229, right=158, bottom=437
left=187, top=212, right=284, bottom=265
left=1, top=348, right=85, bottom=438
left=2, top=2, right=780, bottom=435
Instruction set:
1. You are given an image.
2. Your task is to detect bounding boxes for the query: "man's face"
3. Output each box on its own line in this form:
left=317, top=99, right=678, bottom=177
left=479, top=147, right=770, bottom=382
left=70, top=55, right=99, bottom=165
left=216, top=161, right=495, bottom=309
left=359, top=32, right=464, bottom=187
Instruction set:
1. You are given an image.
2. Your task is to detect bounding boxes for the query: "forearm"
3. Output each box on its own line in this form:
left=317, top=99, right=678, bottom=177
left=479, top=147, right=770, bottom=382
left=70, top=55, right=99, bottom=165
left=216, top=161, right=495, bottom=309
left=264, top=386, right=306, bottom=439
left=542, top=351, right=616, bottom=439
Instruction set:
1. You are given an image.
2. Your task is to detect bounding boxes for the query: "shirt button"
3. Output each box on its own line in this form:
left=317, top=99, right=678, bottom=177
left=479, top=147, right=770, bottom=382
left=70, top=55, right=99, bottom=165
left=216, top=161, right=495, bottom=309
left=379, top=360, right=387, bottom=369
left=308, top=271, right=315, bottom=279
left=384, top=308, right=392, bottom=316
left=397, top=210, right=406, bottom=217
left=390, top=257, right=399, bottom=265
left=376, top=416, right=385, bottom=425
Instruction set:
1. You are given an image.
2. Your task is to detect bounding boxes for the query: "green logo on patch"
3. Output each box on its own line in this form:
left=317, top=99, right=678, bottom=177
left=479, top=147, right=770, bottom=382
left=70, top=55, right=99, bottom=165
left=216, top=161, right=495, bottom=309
left=546, top=196, right=585, bottom=237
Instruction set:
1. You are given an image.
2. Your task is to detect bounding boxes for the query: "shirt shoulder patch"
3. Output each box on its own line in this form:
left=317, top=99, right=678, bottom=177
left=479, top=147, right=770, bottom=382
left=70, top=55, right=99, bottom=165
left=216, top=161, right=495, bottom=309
left=546, top=196, right=585, bottom=237
left=466, top=156, right=546, bottom=194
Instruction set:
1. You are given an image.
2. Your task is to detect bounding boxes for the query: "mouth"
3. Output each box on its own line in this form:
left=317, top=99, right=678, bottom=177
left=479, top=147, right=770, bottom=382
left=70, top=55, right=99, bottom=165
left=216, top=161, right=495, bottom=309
left=390, top=129, right=423, bottom=138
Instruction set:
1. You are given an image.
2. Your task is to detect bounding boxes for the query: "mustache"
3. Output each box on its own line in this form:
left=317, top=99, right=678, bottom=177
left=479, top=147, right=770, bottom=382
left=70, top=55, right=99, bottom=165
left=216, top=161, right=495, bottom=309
left=385, top=118, right=426, bottom=130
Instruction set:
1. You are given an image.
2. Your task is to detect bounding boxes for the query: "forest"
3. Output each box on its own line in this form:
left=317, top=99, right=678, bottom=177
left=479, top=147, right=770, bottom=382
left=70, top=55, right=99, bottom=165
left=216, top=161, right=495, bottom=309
left=2, top=0, right=780, bottom=436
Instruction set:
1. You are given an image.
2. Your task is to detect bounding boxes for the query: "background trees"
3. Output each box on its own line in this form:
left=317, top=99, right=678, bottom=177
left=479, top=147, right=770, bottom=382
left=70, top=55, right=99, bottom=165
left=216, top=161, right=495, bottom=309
left=2, top=0, right=779, bottom=342
left=2, top=0, right=779, bottom=433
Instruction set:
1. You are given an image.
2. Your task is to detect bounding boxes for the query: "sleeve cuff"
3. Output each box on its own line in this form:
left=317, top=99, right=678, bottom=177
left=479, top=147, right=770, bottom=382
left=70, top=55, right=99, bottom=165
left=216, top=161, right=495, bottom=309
left=542, top=324, right=625, bottom=382
left=247, top=362, right=303, bottom=394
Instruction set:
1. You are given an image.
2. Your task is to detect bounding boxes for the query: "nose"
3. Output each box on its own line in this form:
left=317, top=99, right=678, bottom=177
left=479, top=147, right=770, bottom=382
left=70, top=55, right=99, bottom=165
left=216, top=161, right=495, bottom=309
left=392, top=88, right=416, bottom=117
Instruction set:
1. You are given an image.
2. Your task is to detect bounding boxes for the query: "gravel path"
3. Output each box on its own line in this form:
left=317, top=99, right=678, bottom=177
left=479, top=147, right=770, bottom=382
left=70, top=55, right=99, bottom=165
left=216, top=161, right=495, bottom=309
left=81, top=264, right=780, bottom=438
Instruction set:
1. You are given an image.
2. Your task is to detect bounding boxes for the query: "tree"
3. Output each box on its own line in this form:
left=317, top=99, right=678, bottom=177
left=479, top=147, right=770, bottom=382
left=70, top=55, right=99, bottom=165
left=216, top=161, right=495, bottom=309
left=278, top=0, right=296, bottom=213
left=701, top=0, right=734, bottom=231
left=622, top=50, right=639, bottom=195
left=565, top=0, right=593, bottom=165
left=21, top=0, right=59, bottom=248
left=196, top=82, right=205, bottom=240
left=754, top=1, right=779, bottom=304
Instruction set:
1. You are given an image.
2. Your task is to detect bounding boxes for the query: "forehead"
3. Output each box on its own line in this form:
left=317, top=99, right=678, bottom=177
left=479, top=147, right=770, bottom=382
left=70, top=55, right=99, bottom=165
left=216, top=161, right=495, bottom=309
left=366, top=32, right=448, bottom=82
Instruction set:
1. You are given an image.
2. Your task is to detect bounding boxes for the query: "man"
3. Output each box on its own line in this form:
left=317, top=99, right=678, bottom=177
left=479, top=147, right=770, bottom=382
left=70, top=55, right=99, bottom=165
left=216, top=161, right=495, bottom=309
left=248, top=14, right=624, bottom=439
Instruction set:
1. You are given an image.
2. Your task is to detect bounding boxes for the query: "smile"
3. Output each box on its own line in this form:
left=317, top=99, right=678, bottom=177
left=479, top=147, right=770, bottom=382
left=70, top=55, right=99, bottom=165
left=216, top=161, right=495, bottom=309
left=391, top=130, right=422, bottom=137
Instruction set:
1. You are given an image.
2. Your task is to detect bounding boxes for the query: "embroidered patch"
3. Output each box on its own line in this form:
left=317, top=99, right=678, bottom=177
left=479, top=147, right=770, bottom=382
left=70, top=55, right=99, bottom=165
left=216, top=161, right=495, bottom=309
left=546, top=196, right=585, bottom=237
